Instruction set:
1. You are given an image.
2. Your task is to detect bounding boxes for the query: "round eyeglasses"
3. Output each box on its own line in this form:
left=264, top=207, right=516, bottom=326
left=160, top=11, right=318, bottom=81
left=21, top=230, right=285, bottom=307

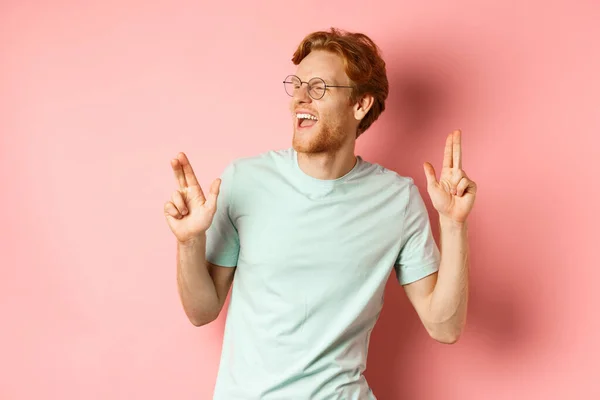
left=283, top=75, right=354, bottom=100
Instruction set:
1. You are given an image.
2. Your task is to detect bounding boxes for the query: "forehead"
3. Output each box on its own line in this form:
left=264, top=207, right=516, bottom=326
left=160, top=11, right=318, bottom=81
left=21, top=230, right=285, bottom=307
left=295, top=50, right=348, bottom=83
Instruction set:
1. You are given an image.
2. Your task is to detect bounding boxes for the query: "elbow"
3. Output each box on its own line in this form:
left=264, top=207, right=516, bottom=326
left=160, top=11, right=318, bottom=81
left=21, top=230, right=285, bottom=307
left=190, top=317, right=212, bottom=327
left=187, top=309, right=219, bottom=327
left=427, top=324, right=463, bottom=344
left=431, top=331, right=461, bottom=344
left=425, top=311, right=467, bottom=344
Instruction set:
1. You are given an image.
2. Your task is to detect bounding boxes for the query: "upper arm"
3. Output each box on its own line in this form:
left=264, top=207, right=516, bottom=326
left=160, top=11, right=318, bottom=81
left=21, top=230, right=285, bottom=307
left=207, top=262, right=236, bottom=312
left=205, top=162, right=240, bottom=267
left=205, top=163, right=239, bottom=318
left=394, top=182, right=440, bottom=285
left=395, top=181, right=440, bottom=324
left=403, top=271, right=437, bottom=321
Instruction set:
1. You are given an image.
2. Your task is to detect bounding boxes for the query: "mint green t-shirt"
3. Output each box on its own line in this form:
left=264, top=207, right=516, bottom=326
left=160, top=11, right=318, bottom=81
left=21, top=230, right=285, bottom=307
left=205, top=148, right=440, bottom=400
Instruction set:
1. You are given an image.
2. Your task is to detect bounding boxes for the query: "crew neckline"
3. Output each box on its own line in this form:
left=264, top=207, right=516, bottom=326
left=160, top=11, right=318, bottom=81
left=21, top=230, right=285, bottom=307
left=291, top=148, right=362, bottom=188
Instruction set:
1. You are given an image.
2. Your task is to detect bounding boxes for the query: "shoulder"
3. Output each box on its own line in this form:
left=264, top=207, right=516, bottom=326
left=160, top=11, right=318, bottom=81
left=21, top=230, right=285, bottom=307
left=227, top=147, right=292, bottom=171
left=362, top=165, right=433, bottom=232
left=357, top=157, right=417, bottom=193
left=220, top=148, right=293, bottom=192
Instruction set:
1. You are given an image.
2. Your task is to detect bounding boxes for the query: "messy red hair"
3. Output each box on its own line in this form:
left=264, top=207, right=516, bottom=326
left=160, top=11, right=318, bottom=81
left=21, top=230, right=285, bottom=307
left=292, top=27, right=389, bottom=137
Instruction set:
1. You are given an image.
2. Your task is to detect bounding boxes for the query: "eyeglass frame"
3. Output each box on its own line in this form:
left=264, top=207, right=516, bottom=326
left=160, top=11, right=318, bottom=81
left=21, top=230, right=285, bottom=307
left=283, top=74, right=354, bottom=100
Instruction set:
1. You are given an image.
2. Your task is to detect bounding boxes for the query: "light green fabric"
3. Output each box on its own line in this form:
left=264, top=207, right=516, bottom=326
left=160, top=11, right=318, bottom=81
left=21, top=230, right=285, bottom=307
left=206, top=148, right=440, bottom=399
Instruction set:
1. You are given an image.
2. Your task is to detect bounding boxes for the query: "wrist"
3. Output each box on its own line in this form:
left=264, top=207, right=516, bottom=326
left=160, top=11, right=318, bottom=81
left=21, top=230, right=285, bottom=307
left=439, top=214, right=468, bottom=230
left=178, top=233, right=207, bottom=248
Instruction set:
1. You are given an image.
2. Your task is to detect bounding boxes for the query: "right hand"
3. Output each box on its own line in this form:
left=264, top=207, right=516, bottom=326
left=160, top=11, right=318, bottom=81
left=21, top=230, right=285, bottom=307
left=164, top=152, right=221, bottom=244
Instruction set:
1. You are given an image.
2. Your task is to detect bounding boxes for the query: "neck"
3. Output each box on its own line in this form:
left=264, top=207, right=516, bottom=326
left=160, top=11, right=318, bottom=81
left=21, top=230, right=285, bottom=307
left=296, top=143, right=357, bottom=180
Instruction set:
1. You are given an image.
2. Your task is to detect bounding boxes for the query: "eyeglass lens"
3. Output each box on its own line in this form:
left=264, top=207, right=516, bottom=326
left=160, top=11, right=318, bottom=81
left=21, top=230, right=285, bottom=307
left=284, top=76, right=326, bottom=99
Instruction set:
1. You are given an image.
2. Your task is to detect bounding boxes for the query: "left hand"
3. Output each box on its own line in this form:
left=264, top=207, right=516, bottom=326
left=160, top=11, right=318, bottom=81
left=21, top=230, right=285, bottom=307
left=423, top=130, right=477, bottom=224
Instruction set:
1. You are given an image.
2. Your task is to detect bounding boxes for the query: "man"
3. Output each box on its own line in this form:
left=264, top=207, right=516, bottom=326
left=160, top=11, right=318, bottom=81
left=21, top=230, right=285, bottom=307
left=164, top=28, right=477, bottom=400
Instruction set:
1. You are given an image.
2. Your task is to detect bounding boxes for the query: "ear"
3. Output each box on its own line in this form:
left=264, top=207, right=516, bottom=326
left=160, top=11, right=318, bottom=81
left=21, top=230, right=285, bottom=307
left=353, top=93, right=375, bottom=122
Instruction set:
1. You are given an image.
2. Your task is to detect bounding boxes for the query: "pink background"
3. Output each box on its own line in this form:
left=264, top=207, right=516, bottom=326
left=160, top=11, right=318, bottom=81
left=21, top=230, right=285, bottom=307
left=1, top=0, right=598, bottom=399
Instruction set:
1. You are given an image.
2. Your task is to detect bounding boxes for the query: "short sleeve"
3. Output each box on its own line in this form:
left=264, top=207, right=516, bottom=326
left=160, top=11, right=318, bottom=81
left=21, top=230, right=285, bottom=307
left=394, top=181, right=441, bottom=285
left=205, top=162, right=240, bottom=267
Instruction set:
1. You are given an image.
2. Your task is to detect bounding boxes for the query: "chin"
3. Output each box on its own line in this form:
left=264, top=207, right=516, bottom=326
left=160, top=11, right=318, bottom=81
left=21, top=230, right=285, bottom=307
left=292, top=125, right=345, bottom=154
left=293, top=131, right=324, bottom=154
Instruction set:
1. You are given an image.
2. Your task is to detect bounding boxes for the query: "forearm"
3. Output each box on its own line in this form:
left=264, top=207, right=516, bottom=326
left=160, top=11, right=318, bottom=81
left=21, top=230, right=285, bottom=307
left=428, top=215, right=470, bottom=341
left=177, top=234, right=220, bottom=326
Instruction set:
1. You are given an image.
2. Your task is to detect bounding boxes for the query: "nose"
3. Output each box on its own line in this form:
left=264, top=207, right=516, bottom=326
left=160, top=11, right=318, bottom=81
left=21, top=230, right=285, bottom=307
left=293, top=83, right=312, bottom=103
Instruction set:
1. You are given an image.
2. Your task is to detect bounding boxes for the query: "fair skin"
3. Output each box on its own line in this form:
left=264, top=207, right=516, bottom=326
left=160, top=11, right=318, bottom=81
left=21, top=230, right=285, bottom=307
left=164, top=50, right=477, bottom=344
left=407, top=129, right=477, bottom=343
left=288, top=50, right=373, bottom=180
left=163, top=154, right=233, bottom=326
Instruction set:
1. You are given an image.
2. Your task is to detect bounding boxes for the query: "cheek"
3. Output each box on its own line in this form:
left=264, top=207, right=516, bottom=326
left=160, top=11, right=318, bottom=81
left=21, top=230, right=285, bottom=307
left=328, top=107, right=353, bottom=128
left=319, top=105, right=348, bottom=125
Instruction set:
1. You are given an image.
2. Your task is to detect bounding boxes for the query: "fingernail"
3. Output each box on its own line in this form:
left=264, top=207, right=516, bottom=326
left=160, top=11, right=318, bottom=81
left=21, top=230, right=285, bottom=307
left=182, top=209, right=188, bottom=215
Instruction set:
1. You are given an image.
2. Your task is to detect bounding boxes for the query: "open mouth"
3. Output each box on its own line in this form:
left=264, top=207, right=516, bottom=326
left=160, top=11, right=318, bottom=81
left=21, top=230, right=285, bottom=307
left=296, top=113, right=318, bottom=129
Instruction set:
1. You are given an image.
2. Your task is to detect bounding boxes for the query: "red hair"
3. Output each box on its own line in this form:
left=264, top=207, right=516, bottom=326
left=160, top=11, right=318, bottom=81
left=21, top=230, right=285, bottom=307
left=292, top=28, right=389, bottom=137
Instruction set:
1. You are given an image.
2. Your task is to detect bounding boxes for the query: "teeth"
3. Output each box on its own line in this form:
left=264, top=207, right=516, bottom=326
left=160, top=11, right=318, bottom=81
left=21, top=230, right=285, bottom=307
left=296, top=113, right=318, bottom=121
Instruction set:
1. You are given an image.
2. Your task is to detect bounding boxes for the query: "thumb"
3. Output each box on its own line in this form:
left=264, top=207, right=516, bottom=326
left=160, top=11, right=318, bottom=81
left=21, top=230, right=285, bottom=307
left=204, top=178, right=222, bottom=211
left=423, top=162, right=437, bottom=187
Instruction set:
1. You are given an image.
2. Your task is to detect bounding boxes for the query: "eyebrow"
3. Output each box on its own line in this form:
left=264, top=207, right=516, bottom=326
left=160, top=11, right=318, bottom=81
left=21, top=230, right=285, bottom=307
left=293, top=73, right=328, bottom=81
left=316, top=76, right=335, bottom=82
left=307, top=76, right=342, bottom=85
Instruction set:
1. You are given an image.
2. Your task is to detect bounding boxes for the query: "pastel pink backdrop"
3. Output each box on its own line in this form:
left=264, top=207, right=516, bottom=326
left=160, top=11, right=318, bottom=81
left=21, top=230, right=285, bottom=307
left=1, top=0, right=598, bottom=399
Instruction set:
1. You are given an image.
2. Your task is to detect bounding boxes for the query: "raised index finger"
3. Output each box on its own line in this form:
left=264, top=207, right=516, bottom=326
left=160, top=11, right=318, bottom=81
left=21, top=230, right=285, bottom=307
left=443, top=132, right=453, bottom=168
left=171, top=157, right=187, bottom=189
left=453, top=129, right=462, bottom=170
left=177, top=152, right=200, bottom=187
